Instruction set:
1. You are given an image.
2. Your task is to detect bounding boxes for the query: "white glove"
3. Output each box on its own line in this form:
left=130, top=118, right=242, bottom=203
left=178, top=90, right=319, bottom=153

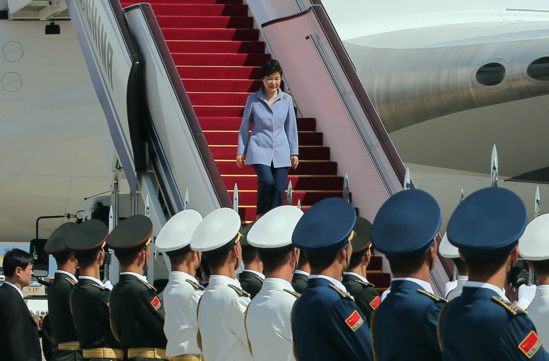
left=103, top=280, right=113, bottom=290
left=445, top=280, right=458, bottom=297
left=518, top=284, right=536, bottom=303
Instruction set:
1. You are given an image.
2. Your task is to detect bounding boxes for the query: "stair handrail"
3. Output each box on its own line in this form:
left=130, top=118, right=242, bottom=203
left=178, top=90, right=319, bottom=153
left=123, top=3, right=233, bottom=210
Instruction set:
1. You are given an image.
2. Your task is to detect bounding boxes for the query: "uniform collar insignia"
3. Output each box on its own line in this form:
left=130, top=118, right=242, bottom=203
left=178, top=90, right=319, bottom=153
left=492, top=296, right=527, bottom=315
left=329, top=284, right=353, bottom=300
left=229, top=284, right=250, bottom=298
left=353, top=279, right=375, bottom=288
left=137, top=277, right=157, bottom=292
left=283, top=289, right=300, bottom=298
left=417, top=289, right=447, bottom=302
left=186, top=278, right=206, bottom=291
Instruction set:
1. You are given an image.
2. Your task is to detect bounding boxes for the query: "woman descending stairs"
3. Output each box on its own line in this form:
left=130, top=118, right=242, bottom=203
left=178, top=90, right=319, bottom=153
left=120, top=0, right=389, bottom=291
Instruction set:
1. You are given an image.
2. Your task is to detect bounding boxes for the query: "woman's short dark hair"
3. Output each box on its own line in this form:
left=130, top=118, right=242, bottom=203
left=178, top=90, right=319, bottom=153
left=261, top=59, right=283, bottom=79
left=3, top=248, right=34, bottom=278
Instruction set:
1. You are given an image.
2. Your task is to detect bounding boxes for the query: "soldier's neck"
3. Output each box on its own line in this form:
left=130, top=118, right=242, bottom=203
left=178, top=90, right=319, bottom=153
left=392, top=264, right=431, bottom=283
left=79, top=266, right=100, bottom=280
left=468, top=271, right=506, bottom=290
left=244, top=260, right=263, bottom=273
left=171, top=262, right=196, bottom=276
left=210, top=264, right=236, bottom=279
left=57, top=263, right=77, bottom=276
left=537, top=273, right=549, bottom=285
left=346, top=263, right=366, bottom=277
left=120, top=264, right=144, bottom=275
left=297, top=262, right=310, bottom=274
left=265, top=263, right=293, bottom=284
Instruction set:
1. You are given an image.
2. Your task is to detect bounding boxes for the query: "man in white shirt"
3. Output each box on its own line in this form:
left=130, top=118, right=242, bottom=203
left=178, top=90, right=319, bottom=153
left=155, top=209, right=204, bottom=360
left=439, top=232, right=469, bottom=300
left=245, top=206, right=303, bottom=361
left=519, top=213, right=549, bottom=342
left=191, top=208, right=253, bottom=361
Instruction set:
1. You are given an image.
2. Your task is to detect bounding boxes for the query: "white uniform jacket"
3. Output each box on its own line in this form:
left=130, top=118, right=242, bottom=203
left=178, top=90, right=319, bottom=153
left=163, top=271, right=205, bottom=358
left=246, top=278, right=299, bottom=361
left=198, top=275, right=252, bottom=361
left=447, top=276, right=468, bottom=301
left=526, top=285, right=549, bottom=343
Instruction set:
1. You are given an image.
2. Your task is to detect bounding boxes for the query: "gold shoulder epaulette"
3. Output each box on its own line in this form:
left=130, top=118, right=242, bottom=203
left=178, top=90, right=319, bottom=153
left=65, top=277, right=77, bottom=286
left=229, top=284, right=250, bottom=298
left=186, top=279, right=205, bottom=291
left=284, top=289, right=300, bottom=298
left=254, top=275, right=264, bottom=283
left=492, top=296, right=527, bottom=316
left=417, top=289, right=447, bottom=302
left=92, top=283, right=106, bottom=290
left=137, top=278, right=157, bottom=291
left=354, top=279, right=375, bottom=288
left=329, top=284, right=353, bottom=300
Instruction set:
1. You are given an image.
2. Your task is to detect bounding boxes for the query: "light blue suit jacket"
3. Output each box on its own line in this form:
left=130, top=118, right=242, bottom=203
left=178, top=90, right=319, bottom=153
left=237, top=89, right=299, bottom=168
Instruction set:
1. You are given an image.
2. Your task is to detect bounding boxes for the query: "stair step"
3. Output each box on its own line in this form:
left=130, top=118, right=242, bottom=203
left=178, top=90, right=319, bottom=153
left=183, top=79, right=263, bottom=93
left=368, top=256, right=383, bottom=271
left=223, top=175, right=344, bottom=191
left=178, top=66, right=261, bottom=79
left=124, top=4, right=249, bottom=16
left=162, top=28, right=259, bottom=41
left=173, top=53, right=271, bottom=66
left=156, top=15, right=254, bottom=29
left=204, top=131, right=323, bottom=145
left=198, top=117, right=315, bottom=131
left=211, top=145, right=329, bottom=160
left=130, top=0, right=244, bottom=3
left=188, top=92, right=250, bottom=106
left=215, top=161, right=337, bottom=175
left=367, top=273, right=391, bottom=286
left=227, top=190, right=347, bottom=206
left=167, top=40, right=265, bottom=54
left=194, top=106, right=245, bottom=117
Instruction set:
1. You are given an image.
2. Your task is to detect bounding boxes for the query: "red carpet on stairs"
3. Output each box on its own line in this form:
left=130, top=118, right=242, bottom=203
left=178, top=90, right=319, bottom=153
left=120, top=0, right=388, bottom=288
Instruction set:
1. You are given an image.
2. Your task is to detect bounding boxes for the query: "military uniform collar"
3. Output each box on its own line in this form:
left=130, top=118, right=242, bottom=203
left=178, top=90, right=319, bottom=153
left=209, top=275, right=242, bottom=288
left=4, top=281, right=24, bottom=299
left=458, top=275, right=469, bottom=281
left=392, top=277, right=434, bottom=294
left=242, top=269, right=265, bottom=280
left=55, top=270, right=78, bottom=283
left=309, top=274, right=347, bottom=293
left=294, top=270, right=310, bottom=276
left=120, top=271, right=148, bottom=283
left=343, top=272, right=369, bottom=283
left=264, top=278, right=293, bottom=291
left=537, top=285, right=549, bottom=292
left=169, top=271, right=199, bottom=283
left=463, top=281, right=507, bottom=299
left=78, top=276, right=104, bottom=287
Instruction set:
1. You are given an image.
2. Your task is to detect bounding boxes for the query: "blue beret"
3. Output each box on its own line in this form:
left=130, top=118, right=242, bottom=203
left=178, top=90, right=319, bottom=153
left=371, top=189, right=441, bottom=260
left=292, top=198, right=356, bottom=258
left=447, top=187, right=527, bottom=261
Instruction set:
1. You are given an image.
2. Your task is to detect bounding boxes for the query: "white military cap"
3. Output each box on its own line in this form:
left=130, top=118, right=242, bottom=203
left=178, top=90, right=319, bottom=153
left=248, top=206, right=303, bottom=251
left=439, top=232, right=460, bottom=259
left=190, top=207, right=241, bottom=254
left=519, top=213, right=549, bottom=261
left=155, top=209, right=203, bottom=256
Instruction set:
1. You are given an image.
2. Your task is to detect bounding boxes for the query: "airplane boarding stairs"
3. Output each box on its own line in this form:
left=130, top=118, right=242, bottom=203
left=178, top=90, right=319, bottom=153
left=65, top=0, right=450, bottom=293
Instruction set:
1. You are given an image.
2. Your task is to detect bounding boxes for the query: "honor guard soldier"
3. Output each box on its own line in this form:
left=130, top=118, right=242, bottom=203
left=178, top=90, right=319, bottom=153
left=107, top=215, right=168, bottom=360
left=439, top=233, right=469, bottom=300
left=440, top=187, right=549, bottom=360
left=371, top=189, right=445, bottom=361
left=190, top=208, right=253, bottom=361
left=155, top=209, right=205, bottom=361
left=238, top=222, right=265, bottom=299
left=342, top=217, right=380, bottom=325
left=66, top=220, right=123, bottom=360
left=45, top=222, right=83, bottom=361
left=291, top=252, right=310, bottom=294
left=292, top=198, right=373, bottom=361
left=518, top=214, right=549, bottom=343
left=245, top=206, right=303, bottom=361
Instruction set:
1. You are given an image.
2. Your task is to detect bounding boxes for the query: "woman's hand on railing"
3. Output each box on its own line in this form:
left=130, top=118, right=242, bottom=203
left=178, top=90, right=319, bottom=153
left=236, top=154, right=246, bottom=168
left=291, top=155, right=299, bottom=169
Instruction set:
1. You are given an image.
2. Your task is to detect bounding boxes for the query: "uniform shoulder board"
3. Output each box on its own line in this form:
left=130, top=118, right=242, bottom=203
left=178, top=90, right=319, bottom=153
left=92, top=283, right=106, bottom=290
left=186, top=279, right=206, bottom=291
left=229, top=284, right=250, bottom=298
left=353, top=279, right=375, bottom=288
left=137, top=278, right=157, bottom=292
left=329, top=284, right=354, bottom=301
left=65, top=277, right=77, bottom=286
left=417, top=289, right=447, bottom=302
left=492, top=296, right=528, bottom=316
left=284, top=289, right=300, bottom=298
left=254, top=275, right=264, bottom=283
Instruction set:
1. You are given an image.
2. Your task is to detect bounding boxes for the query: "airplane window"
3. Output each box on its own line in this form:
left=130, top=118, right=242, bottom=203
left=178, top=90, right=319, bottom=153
left=476, top=63, right=506, bottom=86
left=527, top=57, right=549, bottom=81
